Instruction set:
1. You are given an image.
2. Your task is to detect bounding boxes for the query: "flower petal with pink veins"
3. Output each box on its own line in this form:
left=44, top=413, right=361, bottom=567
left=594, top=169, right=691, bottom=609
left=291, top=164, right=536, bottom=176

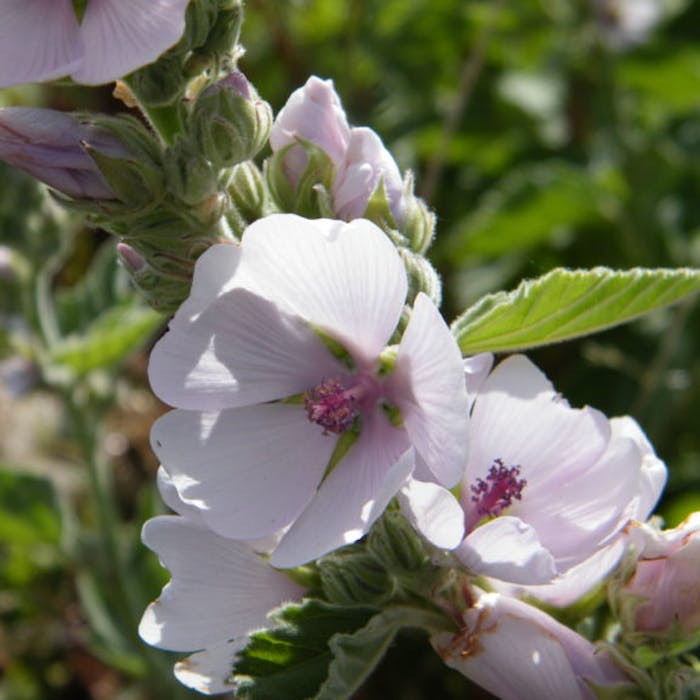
left=398, top=478, right=465, bottom=550
left=391, top=293, right=469, bottom=487
left=457, top=516, right=558, bottom=585
left=0, top=0, right=81, bottom=88
left=270, top=417, right=412, bottom=568
left=149, top=288, right=343, bottom=410
left=139, top=516, right=302, bottom=652
left=151, top=405, right=336, bottom=540
left=73, top=0, right=190, bottom=84
left=239, top=215, right=408, bottom=363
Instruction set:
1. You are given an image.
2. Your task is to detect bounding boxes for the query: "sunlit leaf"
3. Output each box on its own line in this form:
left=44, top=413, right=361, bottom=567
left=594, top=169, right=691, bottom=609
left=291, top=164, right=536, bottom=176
left=452, top=267, right=700, bottom=354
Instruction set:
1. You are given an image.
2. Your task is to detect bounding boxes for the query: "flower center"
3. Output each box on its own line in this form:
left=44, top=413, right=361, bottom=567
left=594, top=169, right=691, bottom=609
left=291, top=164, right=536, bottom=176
left=303, top=376, right=361, bottom=435
left=467, top=458, right=526, bottom=530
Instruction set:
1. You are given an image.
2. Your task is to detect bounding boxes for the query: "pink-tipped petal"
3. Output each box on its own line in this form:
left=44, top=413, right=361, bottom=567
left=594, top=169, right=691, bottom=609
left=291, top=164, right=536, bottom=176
left=149, top=287, right=342, bottom=410
left=270, top=76, right=351, bottom=166
left=73, top=0, right=190, bottom=84
left=391, top=293, right=469, bottom=487
left=333, top=127, right=405, bottom=223
left=0, top=0, right=82, bottom=88
left=398, top=477, right=465, bottom=550
left=432, top=591, right=628, bottom=700
left=270, top=418, right=412, bottom=568
left=240, top=215, right=407, bottom=362
left=151, top=405, right=336, bottom=540
left=457, top=516, right=558, bottom=585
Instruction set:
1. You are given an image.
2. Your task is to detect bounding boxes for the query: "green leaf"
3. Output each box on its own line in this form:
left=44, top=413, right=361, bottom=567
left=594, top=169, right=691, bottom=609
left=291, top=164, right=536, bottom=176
left=452, top=267, right=700, bottom=355
left=316, top=606, right=452, bottom=700
left=0, top=469, right=61, bottom=546
left=47, top=303, right=163, bottom=376
left=233, top=599, right=376, bottom=700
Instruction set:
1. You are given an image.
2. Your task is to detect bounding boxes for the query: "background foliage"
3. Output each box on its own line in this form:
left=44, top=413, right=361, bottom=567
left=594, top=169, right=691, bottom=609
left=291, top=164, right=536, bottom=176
left=0, top=0, right=699, bottom=697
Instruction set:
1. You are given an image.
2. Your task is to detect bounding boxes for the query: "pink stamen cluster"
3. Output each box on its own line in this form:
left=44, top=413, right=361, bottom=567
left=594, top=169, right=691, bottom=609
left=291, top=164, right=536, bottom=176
left=470, top=458, right=526, bottom=523
left=304, top=376, right=359, bottom=435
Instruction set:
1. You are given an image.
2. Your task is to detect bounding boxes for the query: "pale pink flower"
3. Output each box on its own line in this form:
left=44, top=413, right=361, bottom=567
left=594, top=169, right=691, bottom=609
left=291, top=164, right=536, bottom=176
left=139, top=469, right=303, bottom=695
left=432, top=588, right=629, bottom=700
left=269, top=77, right=407, bottom=225
left=0, top=0, right=190, bottom=87
left=622, top=513, right=700, bottom=635
left=148, top=214, right=468, bottom=568
left=400, top=355, right=666, bottom=589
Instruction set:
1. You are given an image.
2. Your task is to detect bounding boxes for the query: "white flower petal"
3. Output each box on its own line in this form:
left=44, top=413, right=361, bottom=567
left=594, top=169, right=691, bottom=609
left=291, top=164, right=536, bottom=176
left=168, top=243, right=243, bottom=324
left=174, top=640, right=243, bottom=695
left=139, top=516, right=302, bottom=651
left=391, top=293, right=469, bottom=487
left=73, top=0, right=190, bottom=84
left=494, top=538, right=628, bottom=607
left=457, top=516, right=558, bottom=585
left=468, top=356, right=609, bottom=493
left=149, top=287, right=342, bottom=410
left=240, top=215, right=407, bottom=363
left=610, top=416, right=667, bottom=520
left=270, top=418, right=412, bottom=568
left=0, top=0, right=81, bottom=87
left=151, top=404, right=336, bottom=540
left=463, top=353, right=494, bottom=404
left=398, top=477, right=464, bottom=550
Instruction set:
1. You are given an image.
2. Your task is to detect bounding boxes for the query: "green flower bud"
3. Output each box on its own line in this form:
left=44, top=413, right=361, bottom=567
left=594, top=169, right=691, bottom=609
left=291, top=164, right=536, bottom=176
left=163, top=137, right=219, bottom=206
left=367, top=510, right=430, bottom=575
left=228, top=160, right=277, bottom=221
left=319, top=548, right=395, bottom=607
left=265, top=140, right=336, bottom=217
left=399, top=248, right=442, bottom=308
left=400, top=175, right=436, bottom=255
left=190, top=72, right=272, bottom=169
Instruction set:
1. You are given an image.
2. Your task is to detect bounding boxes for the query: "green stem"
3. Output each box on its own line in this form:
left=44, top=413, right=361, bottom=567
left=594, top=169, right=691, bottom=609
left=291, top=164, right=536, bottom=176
left=125, top=79, right=183, bottom=145
left=66, top=393, right=141, bottom=631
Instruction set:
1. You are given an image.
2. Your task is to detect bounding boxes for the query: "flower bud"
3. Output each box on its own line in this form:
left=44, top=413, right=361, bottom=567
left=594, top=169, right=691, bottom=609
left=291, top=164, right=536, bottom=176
left=228, top=160, right=276, bottom=221
left=399, top=248, right=442, bottom=308
left=269, top=76, right=351, bottom=186
left=190, top=72, right=272, bottom=169
left=616, top=515, right=700, bottom=640
left=0, top=107, right=130, bottom=200
left=84, top=115, right=165, bottom=209
left=163, top=138, right=219, bottom=206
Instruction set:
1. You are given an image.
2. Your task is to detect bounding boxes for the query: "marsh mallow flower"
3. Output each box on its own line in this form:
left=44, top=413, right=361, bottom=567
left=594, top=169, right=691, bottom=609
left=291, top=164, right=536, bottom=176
left=432, top=588, right=629, bottom=700
left=593, top=0, right=662, bottom=49
left=148, top=214, right=468, bottom=568
left=0, top=0, right=190, bottom=87
left=401, top=355, right=666, bottom=588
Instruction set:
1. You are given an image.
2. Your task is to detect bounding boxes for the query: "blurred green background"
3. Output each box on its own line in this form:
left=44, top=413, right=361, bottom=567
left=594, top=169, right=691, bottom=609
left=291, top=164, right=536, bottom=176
left=1, top=0, right=699, bottom=697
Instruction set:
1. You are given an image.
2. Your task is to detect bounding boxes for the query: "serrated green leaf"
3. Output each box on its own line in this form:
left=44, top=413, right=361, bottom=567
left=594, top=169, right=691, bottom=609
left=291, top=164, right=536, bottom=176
left=316, top=606, right=452, bottom=700
left=233, top=599, right=376, bottom=700
left=452, top=267, right=700, bottom=354
left=48, top=303, right=163, bottom=376
left=0, top=469, right=61, bottom=546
